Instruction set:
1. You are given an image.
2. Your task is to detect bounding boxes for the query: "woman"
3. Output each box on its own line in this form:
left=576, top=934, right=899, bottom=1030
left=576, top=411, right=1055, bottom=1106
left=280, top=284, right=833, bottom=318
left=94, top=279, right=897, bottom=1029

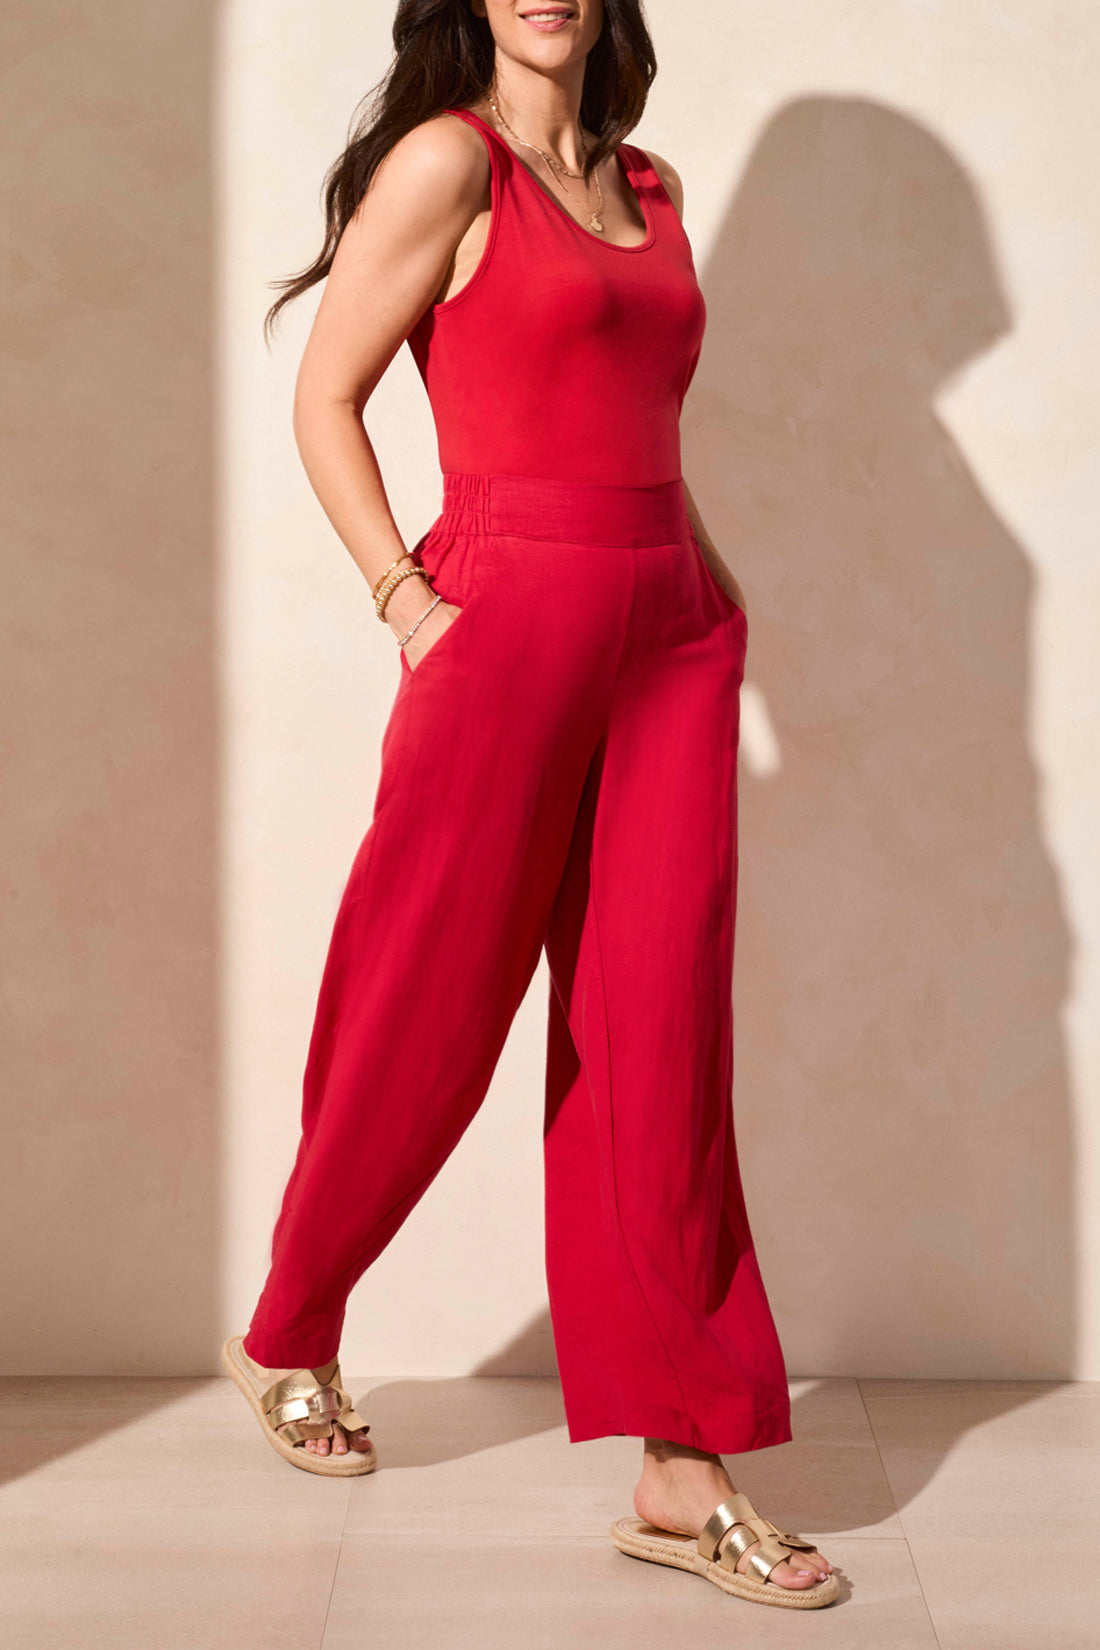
left=221, top=0, right=838, bottom=1612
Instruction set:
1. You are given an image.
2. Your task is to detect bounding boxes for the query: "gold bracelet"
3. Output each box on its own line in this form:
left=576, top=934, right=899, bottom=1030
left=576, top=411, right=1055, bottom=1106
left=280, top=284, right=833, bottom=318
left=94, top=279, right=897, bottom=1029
left=375, top=564, right=432, bottom=622
left=371, top=554, right=412, bottom=600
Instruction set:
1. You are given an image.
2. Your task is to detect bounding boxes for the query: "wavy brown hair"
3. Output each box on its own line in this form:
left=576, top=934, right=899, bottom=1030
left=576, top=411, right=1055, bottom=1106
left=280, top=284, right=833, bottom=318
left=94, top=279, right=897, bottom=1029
left=263, top=0, right=657, bottom=343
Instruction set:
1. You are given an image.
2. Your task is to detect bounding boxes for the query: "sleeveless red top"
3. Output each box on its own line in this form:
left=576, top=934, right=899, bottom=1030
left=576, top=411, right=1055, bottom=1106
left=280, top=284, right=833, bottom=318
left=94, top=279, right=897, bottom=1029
left=406, top=108, right=707, bottom=490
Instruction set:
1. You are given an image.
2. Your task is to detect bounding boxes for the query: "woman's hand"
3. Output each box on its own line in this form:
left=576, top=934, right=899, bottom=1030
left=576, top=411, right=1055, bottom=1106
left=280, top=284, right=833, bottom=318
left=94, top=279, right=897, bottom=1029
left=681, top=478, right=748, bottom=615
left=708, top=557, right=748, bottom=615
left=386, top=577, right=463, bottom=670
left=694, top=531, right=748, bottom=614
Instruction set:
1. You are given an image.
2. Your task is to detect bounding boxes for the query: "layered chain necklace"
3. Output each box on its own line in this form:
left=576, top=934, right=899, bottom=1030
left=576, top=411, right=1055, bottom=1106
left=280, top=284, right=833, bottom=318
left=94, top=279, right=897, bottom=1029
left=486, top=93, right=605, bottom=233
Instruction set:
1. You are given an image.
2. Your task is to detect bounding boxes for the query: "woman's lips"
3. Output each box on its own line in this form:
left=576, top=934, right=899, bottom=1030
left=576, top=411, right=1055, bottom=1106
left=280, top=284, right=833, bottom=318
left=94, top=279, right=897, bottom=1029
left=520, top=10, right=576, bottom=31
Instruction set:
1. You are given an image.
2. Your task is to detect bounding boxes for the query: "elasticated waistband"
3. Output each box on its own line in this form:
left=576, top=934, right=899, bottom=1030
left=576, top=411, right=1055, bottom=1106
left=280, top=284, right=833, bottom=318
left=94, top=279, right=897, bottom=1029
left=440, top=470, right=690, bottom=548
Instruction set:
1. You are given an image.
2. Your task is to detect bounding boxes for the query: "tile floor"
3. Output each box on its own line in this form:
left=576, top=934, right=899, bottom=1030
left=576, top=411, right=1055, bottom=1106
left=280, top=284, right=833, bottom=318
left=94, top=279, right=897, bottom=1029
left=2, top=1373, right=1097, bottom=1648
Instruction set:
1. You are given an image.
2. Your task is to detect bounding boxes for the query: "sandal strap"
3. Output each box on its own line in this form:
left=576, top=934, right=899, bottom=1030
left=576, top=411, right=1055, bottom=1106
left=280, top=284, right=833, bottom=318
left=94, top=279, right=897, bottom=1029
left=335, top=1397, right=370, bottom=1434
left=279, top=1417, right=342, bottom=1445
left=259, top=1356, right=341, bottom=1414
left=267, top=1385, right=344, bottom=1431
left=697, top=1492, right=764, bottom=1560
left=698, top=1492, right=816, bottom=1585
left=260, top=1358, right=370, bottom=1442
left=278, top=1405, right=370, bottom=1446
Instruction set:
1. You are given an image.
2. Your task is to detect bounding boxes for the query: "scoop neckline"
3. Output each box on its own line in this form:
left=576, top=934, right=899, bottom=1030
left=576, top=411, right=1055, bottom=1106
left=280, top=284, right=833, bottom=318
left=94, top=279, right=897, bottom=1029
left=450, top=107, right=656, bottom=254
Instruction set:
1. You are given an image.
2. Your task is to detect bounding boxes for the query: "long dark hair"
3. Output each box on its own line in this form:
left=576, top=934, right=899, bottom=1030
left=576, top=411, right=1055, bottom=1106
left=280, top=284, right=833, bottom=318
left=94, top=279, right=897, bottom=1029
left=263, top=0, right=657, bottom=343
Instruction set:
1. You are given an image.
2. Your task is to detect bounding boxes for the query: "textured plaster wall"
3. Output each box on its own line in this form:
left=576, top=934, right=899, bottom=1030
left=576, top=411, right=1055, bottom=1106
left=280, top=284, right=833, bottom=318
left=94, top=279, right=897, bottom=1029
left=2, top=2, right=1096, bottom=1378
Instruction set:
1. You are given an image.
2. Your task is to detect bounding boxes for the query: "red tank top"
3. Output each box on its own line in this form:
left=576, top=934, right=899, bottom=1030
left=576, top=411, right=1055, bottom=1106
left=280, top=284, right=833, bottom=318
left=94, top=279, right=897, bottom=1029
left=406, top=107, right=707, bottom=490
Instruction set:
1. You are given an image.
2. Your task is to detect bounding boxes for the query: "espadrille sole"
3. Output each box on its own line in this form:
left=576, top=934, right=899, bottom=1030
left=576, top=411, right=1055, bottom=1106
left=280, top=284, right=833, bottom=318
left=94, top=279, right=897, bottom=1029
left=609, top=1516, right=840, bottom=1608
left=221, top=1335, right=378, bottom=1478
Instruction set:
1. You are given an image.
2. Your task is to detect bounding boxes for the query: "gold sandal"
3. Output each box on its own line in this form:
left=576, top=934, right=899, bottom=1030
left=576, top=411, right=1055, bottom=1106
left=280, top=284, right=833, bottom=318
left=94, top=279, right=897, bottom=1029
left=221, top=1334, right=378, bottom=1478
left=610, top=1489, right=840, bottom=1609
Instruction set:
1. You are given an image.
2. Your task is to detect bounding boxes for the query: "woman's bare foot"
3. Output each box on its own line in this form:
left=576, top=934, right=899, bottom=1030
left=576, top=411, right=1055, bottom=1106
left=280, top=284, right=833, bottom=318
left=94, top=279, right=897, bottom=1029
left=634, top=1439, right=833, bottom=1589
left=236, top=1343, right=372, bottom=1457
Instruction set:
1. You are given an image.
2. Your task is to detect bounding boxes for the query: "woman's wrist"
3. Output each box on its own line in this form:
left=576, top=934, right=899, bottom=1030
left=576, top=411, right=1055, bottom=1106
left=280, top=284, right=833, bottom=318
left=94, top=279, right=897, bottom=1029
left=384, top=572, right=436, bottom=635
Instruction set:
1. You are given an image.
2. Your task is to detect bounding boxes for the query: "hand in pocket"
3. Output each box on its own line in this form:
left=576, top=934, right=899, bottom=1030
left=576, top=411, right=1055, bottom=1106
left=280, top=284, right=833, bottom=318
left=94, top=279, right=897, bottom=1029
left=401, top=599, right=464, bottom=672
left=713, top=564, right=748, bottom=616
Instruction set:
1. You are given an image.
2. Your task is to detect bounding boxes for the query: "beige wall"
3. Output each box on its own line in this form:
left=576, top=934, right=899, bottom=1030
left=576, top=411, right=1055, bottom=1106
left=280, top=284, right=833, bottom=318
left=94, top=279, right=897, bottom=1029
left=1, top=3, right=221, bottom=1376
left=3, top=1, right=1097, bottom=1378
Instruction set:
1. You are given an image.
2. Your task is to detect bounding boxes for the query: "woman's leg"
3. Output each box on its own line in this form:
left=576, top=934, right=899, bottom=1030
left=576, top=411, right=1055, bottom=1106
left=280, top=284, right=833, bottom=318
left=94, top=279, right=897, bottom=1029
left=542, top=549, right=832, bottom=1583
left=544, top=543, right=790, bottom=1453
left=242, top=513, right=630, bottom=1375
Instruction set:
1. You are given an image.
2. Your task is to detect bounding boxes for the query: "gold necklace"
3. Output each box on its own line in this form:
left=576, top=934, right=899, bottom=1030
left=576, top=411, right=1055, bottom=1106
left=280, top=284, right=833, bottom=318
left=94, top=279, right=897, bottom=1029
left=486, top=93, right=605, bottom=234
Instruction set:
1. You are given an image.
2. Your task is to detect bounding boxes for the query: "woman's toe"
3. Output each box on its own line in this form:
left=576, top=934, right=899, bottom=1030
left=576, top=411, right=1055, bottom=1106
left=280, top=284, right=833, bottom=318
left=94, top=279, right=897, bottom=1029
left=725, top=1530, right=833, bottom=1588
left=778, top=1561, right=819, bottom=1587
left=740, top=1553, right=819, bottom=1588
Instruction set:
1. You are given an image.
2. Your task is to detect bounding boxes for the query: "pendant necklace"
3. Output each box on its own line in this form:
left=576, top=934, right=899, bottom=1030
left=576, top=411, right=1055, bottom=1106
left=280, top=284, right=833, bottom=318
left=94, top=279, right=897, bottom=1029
left=486, top=93, right=605, bottom=233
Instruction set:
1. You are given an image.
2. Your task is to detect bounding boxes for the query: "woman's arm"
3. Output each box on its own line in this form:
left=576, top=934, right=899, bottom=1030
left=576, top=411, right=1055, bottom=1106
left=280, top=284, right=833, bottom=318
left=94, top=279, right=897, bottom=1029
left=290, top=115, right=490, bottom=647
left=639, top=147, right=749, bottom=616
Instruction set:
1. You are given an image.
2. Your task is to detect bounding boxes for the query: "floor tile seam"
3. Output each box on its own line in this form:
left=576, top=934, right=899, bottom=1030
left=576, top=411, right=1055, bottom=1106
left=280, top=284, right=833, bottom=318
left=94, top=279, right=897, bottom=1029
left=859, top=1382, right=945, bottom=1650
left=860, top=1393, right=1100, bottom=1406
left=856, top=1382, right=1092, bottom=1394
left=856, top=1378, right=906, bottom=1506
left=320, top=1491, right=354, bottom=1650
left=336, top=1531, right=632, bottom=1548
left=335, top=1528, right=917, bottom=1544
left=0, top=1525, right=351, bottom=1548
left=901, top=1538, right=946, bottom=1650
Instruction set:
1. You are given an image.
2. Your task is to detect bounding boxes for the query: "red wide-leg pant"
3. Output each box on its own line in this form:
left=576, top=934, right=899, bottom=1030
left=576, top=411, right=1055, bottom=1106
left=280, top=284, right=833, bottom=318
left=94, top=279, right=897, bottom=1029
left=242, top=471, right=793, bottom=1455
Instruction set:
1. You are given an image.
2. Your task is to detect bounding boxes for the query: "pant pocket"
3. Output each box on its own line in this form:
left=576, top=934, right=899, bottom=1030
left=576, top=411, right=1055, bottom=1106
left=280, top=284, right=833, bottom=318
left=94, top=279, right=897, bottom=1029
left=401, top=524, right=481, bottom=676
left=400, top=591, right=474, bottom=675
left=688, top=527, right=748, bottom=625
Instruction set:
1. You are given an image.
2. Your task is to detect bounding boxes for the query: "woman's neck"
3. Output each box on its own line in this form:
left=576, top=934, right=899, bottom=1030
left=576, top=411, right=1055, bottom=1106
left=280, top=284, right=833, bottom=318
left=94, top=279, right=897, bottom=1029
left=475, top=85, right=590, bottom=173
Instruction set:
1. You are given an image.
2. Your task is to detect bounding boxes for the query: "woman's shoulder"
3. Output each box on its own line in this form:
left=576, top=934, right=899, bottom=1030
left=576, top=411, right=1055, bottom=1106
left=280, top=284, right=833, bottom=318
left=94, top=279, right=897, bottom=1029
left=347, top=110, right=491, bottom=248
left=627, top=143, right=685, bottom=221
left=381, top=109, right=492, bottom=197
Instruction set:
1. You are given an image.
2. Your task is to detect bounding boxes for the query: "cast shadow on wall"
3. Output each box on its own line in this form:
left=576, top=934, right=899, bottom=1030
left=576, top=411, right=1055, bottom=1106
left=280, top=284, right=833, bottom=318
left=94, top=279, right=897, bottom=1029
left=0, top=0, right=220, bottom=1481
left=680, top=97, right=1072, bottom=1387
left=424, top=99, right=1074, bottom=1507
left=240, top=98, right=1070, bottom=1502
left=260, top=93, right=1076, bottom=1521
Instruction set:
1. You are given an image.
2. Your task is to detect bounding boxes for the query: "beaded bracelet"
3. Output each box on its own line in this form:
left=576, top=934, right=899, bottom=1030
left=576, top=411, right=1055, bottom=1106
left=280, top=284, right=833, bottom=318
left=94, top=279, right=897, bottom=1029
left=396, top=592, right=443, bottom=649
left=375, top=563, right=433, bottom=622
left=371, top=553, right=412, bottom=600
